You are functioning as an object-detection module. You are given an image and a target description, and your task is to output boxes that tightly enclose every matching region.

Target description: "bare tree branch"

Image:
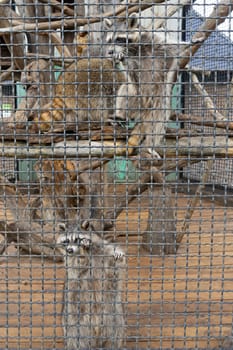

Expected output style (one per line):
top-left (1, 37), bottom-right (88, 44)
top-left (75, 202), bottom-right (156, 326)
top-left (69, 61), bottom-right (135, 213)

top-left (153, 0), bottom-right (192, 30)
top-left (0, 64), bottom-right (16, 82)
top-left (0, 0), bottom-right (168, 35)
top-left (26, 53), bottom-right (74, 65)
top-left (39, 0), bottom-right (74, 17)
top-left (171, 113), bottom-right (233, 130)
top-left (169, 0), bottom-right (233, 84)
top-left (191, 73), bottom-right (227, 122)
top-left (0, 5), bottom-right (26, 69)
top-left (177, 159), bottom-right (213, 243)
top-left (49, 32), bottom-right (72, 58)
top-left (165, 0), bottom-right (233, 129)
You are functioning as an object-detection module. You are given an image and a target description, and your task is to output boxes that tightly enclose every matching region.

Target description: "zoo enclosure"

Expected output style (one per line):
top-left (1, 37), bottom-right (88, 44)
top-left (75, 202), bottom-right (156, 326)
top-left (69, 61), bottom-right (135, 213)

top-left (0, 1), bottom-right (233, 349)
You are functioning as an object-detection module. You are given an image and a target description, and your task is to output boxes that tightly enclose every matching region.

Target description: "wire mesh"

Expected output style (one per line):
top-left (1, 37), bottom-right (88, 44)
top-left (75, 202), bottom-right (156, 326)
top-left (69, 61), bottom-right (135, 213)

top-left (0, 1), bottom-right (233, 349)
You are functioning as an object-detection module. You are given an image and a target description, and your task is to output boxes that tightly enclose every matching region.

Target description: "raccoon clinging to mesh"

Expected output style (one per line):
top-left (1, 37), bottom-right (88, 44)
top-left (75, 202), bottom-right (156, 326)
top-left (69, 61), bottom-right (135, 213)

top-left (57, 223), bottom-right (126, 350)
top-left (104, 13), bottom-right (184, 153)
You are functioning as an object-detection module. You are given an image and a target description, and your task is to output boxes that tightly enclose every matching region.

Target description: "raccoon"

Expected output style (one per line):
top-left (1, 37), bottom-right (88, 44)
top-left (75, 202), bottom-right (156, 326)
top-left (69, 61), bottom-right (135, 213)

top-left (31, 58), bottom-right (129, 132)
top-left (57, 223), bottom-right (126, 350)
top-left (104, 13), bottom-right (183, 153)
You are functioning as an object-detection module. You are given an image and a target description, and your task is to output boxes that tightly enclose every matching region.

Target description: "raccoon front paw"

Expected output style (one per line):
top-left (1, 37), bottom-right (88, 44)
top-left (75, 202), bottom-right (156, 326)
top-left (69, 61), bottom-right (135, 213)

top-left (147, 148), bottom-right (161, 159)
top-left (68, 233), bottom-right (91, 248)
top-left (107, 115), bottom-right (126, 127)
top-left (79, 236), bottom-right (91, 248)
top-left (113, 248), bottom-right (125, 261)
top-left (114, 52), bottom-right (125, 63)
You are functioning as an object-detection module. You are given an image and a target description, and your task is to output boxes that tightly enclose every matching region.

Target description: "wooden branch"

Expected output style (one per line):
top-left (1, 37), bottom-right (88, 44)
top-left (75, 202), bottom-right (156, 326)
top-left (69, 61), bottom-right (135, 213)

top-left (0, 140), bottom-right (126, 158)
top-left (2, 120), bottom-right (233, 142)
top-left (177, 159), bottom-right (213, 243)
top-left (191, 73), bottom-right (227, 122)
top-left (84, 168), bottom-right (164, 233)
top-left (153, 0), bottom-right (192, 30)
top-left (168, 0), bottom-right (233, 85)
top-left (104, 170), bottom-right (163, 227)
top-left (0, 176), bottom-right (63, 260)
top-left (157, 158), bottom-right (199, 174)
top-left (165, 127), bottom-right (233, 138)
top-left (6, 59), bottom-right (54, 127)
top-left (171, 113), bottom-right (233, 130)
top-left (182, 1), bottom-right (233, 67)
top-left (0, 221), bottom-right (63, 261)
top-left (26, 53), bottom-right (74, 65)
top-left (0, 5), bottom-right (26, 69)
top-left (0, 135), bottom-right (233, 159)
top-left (0, 64), bottom-right (15, 82)
top-left (163, 136), bottom-right (233, 157)
top-left (0, 0), bottom-right (167, 35)
top-left (39, 0), bottom-right (74, 17)
top-left (48, 32), bottom-right (72, 58)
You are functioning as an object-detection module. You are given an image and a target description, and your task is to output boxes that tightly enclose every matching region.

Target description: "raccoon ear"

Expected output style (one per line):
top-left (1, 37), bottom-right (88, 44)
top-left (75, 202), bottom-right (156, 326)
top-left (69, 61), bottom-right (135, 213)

top-left (81, 220), bottom-right (89, 230)
top-left (58, 223), bottom-right (66, 233)
top-left (128, 13), bottom-right (138, 29)
top-left (104, 18), bottom-right (113, 29)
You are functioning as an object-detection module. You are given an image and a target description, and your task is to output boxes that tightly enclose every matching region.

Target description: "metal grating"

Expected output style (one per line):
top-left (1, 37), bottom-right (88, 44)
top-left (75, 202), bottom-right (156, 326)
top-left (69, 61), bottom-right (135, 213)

top-left (0, 1), bottom-right (232, 350)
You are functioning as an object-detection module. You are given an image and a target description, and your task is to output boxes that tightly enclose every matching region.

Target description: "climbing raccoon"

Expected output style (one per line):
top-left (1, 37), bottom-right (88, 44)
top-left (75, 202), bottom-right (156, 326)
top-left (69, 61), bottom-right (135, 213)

top-left (57, 223), bottom-right (126, 349)
top-left (104, 13), bottom-right (183, 153)
top-left (31, 56), bottom-right (137, 134)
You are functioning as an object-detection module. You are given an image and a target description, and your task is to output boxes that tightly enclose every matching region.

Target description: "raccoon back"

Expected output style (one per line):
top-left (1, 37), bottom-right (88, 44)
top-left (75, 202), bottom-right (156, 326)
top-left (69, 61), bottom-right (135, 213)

top-left (55, 58), bottom-right (126, 118)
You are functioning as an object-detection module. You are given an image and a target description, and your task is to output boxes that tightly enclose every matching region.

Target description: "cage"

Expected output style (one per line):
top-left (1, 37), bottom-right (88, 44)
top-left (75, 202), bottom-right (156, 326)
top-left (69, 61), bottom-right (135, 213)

top-left (0, 1), bottom-right (233, 350)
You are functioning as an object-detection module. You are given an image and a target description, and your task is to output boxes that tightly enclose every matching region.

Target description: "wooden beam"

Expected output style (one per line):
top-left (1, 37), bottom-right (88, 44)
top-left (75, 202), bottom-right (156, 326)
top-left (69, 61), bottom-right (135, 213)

top-left (0, 136), bottom-right (233, 159)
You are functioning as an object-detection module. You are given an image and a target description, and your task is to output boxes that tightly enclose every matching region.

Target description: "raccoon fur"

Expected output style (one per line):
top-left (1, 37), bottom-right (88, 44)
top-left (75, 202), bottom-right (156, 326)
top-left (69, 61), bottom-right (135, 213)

top-left (57, 223), bottom-right (126, 349)
top-left (104, 13), bottom-right (185, 153)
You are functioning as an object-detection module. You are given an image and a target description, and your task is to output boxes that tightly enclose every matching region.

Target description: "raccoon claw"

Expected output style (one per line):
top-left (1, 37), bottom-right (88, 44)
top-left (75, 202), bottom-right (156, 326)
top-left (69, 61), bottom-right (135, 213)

top-left (112, 52), bottom-right (125, 65)
top-left (147, 148), bottom-right (161, 159)
top-left (79, 237), bottom-right (91, 248)
top-left (114, 249), bottom-right (125, 261)
top-left (116, 52), bottom-right (125, 62)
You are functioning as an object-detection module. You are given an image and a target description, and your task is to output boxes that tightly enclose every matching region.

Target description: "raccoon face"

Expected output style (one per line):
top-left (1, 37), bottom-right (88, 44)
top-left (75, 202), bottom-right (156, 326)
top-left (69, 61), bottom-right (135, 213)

top-left (104, 13), bottom-right (140, 59)
top-left (57, 224), bottom-right (92, 255)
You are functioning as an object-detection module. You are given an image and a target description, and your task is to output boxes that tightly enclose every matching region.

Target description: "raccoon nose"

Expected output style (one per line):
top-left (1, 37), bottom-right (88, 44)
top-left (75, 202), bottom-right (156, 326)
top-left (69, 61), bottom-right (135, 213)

top-left (107, 50), bottom-right (114, 56)
top-left (66, 247), bottom-right (74, 254)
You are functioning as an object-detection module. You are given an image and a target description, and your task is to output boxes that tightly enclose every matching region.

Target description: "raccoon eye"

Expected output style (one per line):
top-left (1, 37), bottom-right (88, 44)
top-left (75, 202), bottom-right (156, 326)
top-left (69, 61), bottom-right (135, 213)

top-left (61, 238), bottom-right (70, 245)
top-left (115, 37), bottom-right (133, 44)
top-left (115, 37), bottom-right (127, 44)
top-left (73, 237), bottom-right (79, 244)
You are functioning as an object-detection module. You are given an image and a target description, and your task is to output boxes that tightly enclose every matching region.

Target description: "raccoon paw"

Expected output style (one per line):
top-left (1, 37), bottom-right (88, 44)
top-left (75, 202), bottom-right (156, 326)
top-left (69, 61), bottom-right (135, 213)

top-left (113, 52), bottom-right (125, 66)
top-left (107, 115), bottom-right (126, 127)
top-left (113, 248), bottom-right (125, 261)
top-left (147, 148), bottom-right (161, 159)
top-left (79, 237), bottom-right (91, 248)
top-left (76, 233), bottom-right (92, 248)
